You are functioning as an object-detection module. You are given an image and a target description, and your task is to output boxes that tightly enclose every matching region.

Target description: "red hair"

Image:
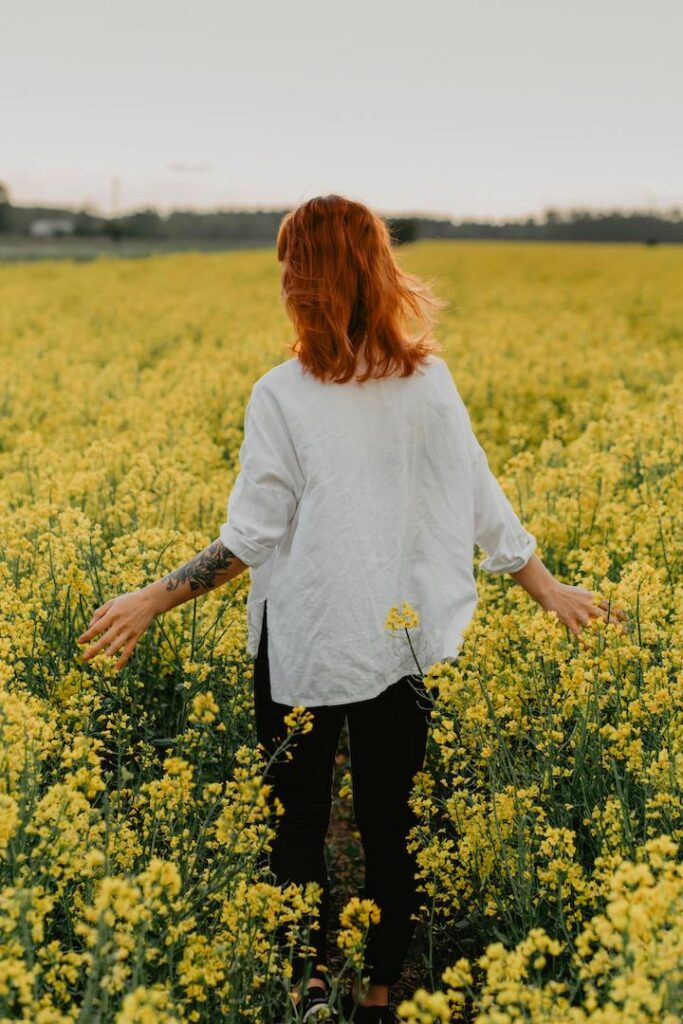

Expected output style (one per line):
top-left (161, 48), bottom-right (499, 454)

top-left (276, 194), bottom-right (447, 383)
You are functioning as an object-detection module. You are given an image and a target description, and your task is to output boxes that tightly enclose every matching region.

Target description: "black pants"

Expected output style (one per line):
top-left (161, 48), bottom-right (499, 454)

top-left (253, 599), bottom-right (435, 987)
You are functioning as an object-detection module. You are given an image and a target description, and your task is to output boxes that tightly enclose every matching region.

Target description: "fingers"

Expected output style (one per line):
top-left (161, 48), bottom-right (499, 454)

top-left (78, 596), bottom-right (121, 642)
top-left (88, 599), bottom-right (114, 626)
top-left (80, 626), bottom-right (137, 668)
top-left (595, 598), bottom-right (629, 622)
top-left (78, 609), bottom-right (114, 643)
top-left (104, 631), bottom-right (128, 658)
top-left (114, 636), bottom-right (139, 672)
top-left (594, 599), bottom-right (630, 633)
top-left (564, 614), bottom-right (591, 649)
top-left (588, 605), bottom-right (624, 633)
top-left (548, 585), bottom-right (631, 643)
top-left (568, 602), bottom-right (629, 641)
top-left (80, 623), bottom-right (120, 662)
top-left (93, 598), bottom-right (115, 618)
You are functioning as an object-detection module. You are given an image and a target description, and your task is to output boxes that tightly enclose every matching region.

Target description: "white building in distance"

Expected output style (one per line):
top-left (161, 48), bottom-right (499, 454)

top-left (29, 217), bottom-right (76, 237)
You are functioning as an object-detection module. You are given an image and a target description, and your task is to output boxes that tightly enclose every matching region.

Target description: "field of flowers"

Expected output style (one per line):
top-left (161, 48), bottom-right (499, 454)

top-left (1, 240), bottom-right (682, 1023)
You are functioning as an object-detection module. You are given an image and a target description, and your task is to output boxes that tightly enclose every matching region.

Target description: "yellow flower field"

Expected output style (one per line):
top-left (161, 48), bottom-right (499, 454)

top-left (0, 241), bottom-right (682, 1022)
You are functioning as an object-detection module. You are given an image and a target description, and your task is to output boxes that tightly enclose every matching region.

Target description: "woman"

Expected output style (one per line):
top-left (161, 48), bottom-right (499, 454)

top-left (78, 195), bottom-right (627, 1023)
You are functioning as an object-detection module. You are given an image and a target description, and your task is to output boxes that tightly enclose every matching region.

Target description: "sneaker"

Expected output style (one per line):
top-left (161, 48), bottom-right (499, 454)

top-left (275, 981), bottom-right (338, 1024)
top-left (299, 983), bottom-right (338, 1022)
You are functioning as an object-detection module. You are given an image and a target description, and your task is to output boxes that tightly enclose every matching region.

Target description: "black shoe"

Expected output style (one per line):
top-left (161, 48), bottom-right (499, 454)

top-left (275, 981), bottom-right (338, 1024)
top-left (298, 981), bottom-right (338, 1022)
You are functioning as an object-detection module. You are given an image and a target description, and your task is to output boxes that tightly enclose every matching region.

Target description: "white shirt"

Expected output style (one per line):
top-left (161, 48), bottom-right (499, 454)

top-left (219, 353), bottom-right (537, 706)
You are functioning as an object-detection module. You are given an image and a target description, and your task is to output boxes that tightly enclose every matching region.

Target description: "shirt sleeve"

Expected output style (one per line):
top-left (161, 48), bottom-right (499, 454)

top-left (219, 381), bottom-right (304, 569)
top-left (469, 434), bottom-right (538, 574)
top-left (437, 359), bottom-right (537, 575)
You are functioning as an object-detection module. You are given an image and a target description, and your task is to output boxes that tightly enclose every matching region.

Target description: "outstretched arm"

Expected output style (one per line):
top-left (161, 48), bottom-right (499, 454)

top-left (436, 361), bottom-right (629, 641)
top-left (78, 380), bottom-right (302, 672)
top-left (147, 537), bottom-right (248, 614)
top-left (77, 538), bottom-right (248, 669)
top-left (462, 399), bottom-right (628, 637)
top-left (78, 377), bottom-right (302, 672)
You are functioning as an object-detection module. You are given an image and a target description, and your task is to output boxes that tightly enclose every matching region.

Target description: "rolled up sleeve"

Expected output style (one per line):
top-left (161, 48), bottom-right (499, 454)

top-left (470, 437), bottom-right (537, 575)
top-left (219, 382), bottom-right (303, 569)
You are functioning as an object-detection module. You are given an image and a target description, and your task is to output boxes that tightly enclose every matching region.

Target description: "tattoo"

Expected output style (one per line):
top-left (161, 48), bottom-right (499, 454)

top-left (163, 539), bottom-right (240, 593)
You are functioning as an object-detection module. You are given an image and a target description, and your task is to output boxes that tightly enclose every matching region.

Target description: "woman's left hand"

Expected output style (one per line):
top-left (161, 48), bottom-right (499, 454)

top-left (77, 589), bottom-right (159, 671)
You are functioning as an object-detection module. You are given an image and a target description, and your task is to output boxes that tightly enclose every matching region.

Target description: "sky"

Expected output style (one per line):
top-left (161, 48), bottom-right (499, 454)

top-left (2, 0), bottom-right (682, 221)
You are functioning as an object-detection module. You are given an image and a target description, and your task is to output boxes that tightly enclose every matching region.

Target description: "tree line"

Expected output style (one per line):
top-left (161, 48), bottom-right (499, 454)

top-left (1, 181), bottom-right (681, 244)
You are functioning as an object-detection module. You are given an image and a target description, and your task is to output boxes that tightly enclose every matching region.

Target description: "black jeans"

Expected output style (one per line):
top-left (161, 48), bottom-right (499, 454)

top-left (253, 599), bottom-right (435, 987)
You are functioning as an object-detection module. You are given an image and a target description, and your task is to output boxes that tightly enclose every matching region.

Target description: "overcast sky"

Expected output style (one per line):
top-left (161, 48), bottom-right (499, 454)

top-left (3, 0), bottom-right (682, 220)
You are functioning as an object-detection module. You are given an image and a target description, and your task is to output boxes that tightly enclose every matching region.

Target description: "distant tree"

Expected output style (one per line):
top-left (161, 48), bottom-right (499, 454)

top-left (0, 180), bottom-right (11, 232)
top-left (105, 207), bottom-right (166, 239)
top-left (73, 208), bottom-right (106, 236)
top-left (385, 217), bottom-right (419, 244)
top-left (114, 209), bottom-right (165, 238)
top-left (103, 219), bottom-right (125, 241)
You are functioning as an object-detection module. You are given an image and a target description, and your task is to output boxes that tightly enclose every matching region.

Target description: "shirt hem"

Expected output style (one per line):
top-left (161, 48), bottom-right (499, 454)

top-left (268, 654), bottom-right (461, 707)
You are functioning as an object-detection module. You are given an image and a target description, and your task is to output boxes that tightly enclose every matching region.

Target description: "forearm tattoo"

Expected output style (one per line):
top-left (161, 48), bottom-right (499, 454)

top-left (163, 539), bottom-right (240, 593)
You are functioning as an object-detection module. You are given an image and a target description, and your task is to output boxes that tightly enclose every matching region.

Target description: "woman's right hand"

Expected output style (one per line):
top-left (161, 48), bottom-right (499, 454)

top-left (541, 581), bottom-right (629, 638)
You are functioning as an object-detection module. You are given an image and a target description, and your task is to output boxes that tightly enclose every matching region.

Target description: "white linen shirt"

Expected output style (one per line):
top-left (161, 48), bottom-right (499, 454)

top-left (219, 353), bottom-right (537, 706)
